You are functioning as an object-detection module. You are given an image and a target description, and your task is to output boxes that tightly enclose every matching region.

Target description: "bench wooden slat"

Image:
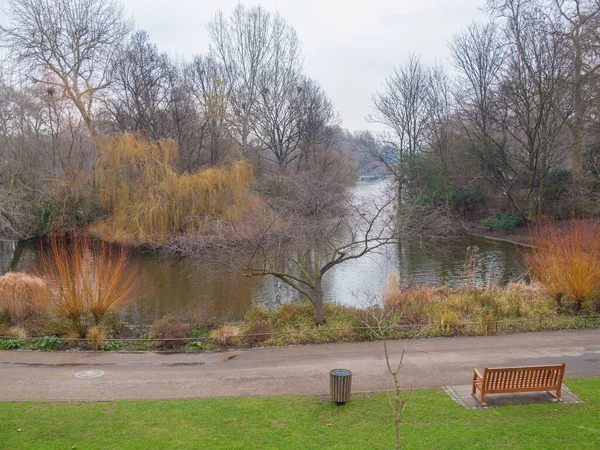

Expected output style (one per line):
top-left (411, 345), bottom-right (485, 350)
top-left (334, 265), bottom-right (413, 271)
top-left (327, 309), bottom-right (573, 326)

top-left (471, 363), bottom-right (565, 406)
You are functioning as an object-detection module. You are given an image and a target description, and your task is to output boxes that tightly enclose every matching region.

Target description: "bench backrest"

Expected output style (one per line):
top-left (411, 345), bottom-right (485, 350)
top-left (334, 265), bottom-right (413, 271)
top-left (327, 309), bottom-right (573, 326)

top-left (482, 363), bottom-right (565, 390)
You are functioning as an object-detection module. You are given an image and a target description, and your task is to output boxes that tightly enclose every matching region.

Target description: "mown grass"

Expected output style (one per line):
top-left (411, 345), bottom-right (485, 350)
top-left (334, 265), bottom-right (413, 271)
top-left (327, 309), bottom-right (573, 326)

top-left (0, 378), bottom-right (598, 449)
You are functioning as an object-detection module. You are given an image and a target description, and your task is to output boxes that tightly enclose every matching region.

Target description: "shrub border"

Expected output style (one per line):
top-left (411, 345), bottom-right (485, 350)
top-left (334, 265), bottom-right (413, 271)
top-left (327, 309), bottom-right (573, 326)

top-left (1, 314), bottom-right (598, 348)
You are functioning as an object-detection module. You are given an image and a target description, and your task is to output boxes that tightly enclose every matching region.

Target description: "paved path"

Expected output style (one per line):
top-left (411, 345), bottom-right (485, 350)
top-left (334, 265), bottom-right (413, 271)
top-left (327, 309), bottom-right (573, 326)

top-left (0, 329), bottom-right (599, 402)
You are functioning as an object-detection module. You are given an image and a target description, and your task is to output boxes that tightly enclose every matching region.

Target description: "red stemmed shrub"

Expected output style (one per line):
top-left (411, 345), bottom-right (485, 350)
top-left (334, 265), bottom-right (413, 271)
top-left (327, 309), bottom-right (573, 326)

top-left (38, 234), bottom-right (138, 337)
top-left (523, 219), bottom-right (600, 310)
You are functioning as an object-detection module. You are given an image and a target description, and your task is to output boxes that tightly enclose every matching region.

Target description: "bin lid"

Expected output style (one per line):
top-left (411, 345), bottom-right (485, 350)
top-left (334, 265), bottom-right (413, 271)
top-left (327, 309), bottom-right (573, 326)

top-left (330, 369), bottom-right (351, 376)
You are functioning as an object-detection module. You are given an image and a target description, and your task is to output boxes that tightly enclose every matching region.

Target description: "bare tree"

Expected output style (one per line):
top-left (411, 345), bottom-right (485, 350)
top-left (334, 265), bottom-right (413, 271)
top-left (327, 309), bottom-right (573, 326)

top-left (164, 59), bottom-right (204, 172)
top-left (0, 0), bottom-right (133, 137)
top-left (487, 0), bottom-right (573, 219)
top-left (296, 78), bottom-right (338, 172)
top-left (371, 54), bottom-right (433, 201)
top-left (451, 22), bottom-right (522, 214)
top-left (228, 171), bottom-right (397, 325)
top-left (188, 55), bottom-right (231, 166)
top-left (105, 30), bottom-right (171, 140)
top-left (360, 292), bottom-right (425, 450)
top-left (552, 0), bottom-right (600, 187)
top-left (209, 5), bottom-right (301, 158)
top-left (251, 27), bottom-right (303, 177)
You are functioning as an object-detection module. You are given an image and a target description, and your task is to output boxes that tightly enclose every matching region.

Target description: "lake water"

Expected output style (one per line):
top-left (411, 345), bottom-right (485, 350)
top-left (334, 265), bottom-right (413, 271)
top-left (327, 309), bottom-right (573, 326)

top-left (0, 180), bottom-right (524, 322)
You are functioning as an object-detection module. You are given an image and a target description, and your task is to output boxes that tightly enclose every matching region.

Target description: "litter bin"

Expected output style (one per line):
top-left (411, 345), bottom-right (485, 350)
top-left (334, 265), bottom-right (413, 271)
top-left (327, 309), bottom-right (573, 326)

top-left (330, 369), bottom-right (352, 405)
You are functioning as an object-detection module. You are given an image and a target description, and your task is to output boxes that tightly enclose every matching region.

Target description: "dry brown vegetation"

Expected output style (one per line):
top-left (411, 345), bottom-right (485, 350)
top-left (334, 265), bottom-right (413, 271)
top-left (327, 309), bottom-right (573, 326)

top-left (382, 273), bottom-right (402, 310)
top-left (87, 325), bottom-right (107, 351)
top-left (523, 219), bottom-right (600, 310)
top-left (150, 315), bottom-right (191, 348)
top-left (38, 234), bottom-right (138, 337)
top-left (375, 274), bottom-right (556, 326)
top-left (94, 134), bottom-right (256, 243)
top-left (0, 272), bottom-right (50, 321)
top-left (210, 324), bottom-right (240, 346)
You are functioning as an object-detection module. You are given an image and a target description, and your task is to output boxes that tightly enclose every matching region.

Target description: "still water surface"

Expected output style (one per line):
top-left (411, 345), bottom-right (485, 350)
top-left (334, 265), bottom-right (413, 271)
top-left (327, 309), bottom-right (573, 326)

top-left (0, 181), bottom-right (524, 322)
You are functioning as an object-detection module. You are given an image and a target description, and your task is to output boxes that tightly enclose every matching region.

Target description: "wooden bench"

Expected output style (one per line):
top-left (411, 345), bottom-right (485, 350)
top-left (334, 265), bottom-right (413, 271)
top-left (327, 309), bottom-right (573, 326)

top-left (472, 363), bottom-right (565, 406)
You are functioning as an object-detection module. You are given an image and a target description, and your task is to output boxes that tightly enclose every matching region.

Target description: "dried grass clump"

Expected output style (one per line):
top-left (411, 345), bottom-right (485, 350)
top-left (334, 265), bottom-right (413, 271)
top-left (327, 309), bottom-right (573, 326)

top-left (382, 273), bottom-right (402, 309)
top-left (95, 133), bottom-right (255, 241)
top-left (38, 234), bottom-right (138, 337)
top-left (0, 272), bottom-right (50, 321)
top-left (87, 325), bottom-right (107, 351)
top-left (523, 219), bottom-right (600, 309)
top-left (210, 324), bottom-right (240, 346)
top-left (7, 325), bottom-right (28, 339)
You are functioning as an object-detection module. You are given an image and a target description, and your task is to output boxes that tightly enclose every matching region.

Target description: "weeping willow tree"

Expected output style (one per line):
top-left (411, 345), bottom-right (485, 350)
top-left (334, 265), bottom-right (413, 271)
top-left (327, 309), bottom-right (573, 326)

top-left (95, 133), bottom-right (254, 241)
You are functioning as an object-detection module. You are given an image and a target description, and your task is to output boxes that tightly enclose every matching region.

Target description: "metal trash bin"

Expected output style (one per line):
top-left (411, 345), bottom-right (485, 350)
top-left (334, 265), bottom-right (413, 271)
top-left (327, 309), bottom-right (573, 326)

top-left (330, 369), bottom-right (352, 405)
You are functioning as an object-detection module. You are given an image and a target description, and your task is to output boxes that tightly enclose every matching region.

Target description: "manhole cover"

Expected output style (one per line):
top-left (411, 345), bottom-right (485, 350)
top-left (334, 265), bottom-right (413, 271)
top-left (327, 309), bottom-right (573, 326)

top-left (74, 370), bottom-right (104, 379)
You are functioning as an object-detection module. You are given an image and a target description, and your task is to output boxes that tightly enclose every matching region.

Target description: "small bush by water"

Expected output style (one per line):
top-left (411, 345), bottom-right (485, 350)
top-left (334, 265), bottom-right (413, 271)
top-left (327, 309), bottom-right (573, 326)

top-left (150, 315), bottom-right (191, 348)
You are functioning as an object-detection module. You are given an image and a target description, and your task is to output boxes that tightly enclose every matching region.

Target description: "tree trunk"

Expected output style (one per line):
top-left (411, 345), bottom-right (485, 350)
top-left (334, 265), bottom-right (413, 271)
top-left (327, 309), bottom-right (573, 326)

top-left (314, 275), bottom-right (324, 325)
top-left (8, 240), bottom-right (25, 272)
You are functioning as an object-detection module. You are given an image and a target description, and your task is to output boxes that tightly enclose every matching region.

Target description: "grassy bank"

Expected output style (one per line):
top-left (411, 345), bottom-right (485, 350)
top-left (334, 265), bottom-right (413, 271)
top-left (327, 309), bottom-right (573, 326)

top-left (0, 377), bottom-right (598, 449)
top-left (2, 282), bottom-right (599, 351)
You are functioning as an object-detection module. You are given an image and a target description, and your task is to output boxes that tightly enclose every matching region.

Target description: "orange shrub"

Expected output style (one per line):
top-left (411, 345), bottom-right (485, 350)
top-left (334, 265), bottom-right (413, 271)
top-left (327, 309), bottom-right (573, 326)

top-left (38, 234), bottom-right (138, 337)
top-left (523, 219), bottom-right (600, 309)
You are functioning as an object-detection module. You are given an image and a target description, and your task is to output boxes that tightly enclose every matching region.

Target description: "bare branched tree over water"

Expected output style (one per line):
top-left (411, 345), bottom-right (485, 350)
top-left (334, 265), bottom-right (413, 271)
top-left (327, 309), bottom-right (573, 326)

top-left (224, 172), bottom-right (398, 325)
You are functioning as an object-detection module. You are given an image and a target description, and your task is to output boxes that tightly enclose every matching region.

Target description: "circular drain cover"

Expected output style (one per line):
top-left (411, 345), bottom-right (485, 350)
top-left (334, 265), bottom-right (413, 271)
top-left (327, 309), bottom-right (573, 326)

top-left (75, 370), bottom-right (104, 379)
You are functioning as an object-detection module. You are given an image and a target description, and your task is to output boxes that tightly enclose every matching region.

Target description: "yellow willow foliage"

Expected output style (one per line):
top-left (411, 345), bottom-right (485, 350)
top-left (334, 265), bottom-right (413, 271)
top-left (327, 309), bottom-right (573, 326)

top-left (96, 133), bottom-right (254, 240)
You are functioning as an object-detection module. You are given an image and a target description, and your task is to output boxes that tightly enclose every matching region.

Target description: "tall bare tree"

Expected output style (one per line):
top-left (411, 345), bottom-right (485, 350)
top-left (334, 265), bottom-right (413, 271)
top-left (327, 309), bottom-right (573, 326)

top-left (487, 0), bottom-right (573, 218)
top-left (296, 78), bottom-right (337, 172)
top-left (0, 0), bottom-right (133, 137)
top-left (371, 54), bottom-right (432, 201)
top-left (209, 5), bottom-right (301, 158)
top-left (451, 22), bottom-right (521, 213)
top-left (188, 56), bottom-right (231, 166)
top-left (105, 30), bottom-right (171, 140)
top-left (552, 0), bottom-right (600, 186)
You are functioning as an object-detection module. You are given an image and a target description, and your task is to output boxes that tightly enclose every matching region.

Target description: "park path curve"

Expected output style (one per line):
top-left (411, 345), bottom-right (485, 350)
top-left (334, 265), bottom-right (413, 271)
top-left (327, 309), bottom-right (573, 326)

top-left (0, 329), bottom-right (599, 401)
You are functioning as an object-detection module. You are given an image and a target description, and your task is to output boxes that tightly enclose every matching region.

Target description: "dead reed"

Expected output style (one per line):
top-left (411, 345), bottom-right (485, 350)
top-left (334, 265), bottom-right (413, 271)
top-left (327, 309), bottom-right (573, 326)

top-left (0, 272), bottom-right (50, 321)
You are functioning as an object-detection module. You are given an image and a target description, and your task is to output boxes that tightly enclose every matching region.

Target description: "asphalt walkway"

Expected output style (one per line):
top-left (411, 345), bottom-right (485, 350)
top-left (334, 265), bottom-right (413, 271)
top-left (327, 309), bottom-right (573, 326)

top-left (0, 329), bottom-right (598, 401)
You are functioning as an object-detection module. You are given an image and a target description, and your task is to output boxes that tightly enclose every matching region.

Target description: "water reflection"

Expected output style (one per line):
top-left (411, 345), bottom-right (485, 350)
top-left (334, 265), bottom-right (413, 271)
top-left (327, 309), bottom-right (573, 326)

top-left (0, 181), bottom-right (524, 322)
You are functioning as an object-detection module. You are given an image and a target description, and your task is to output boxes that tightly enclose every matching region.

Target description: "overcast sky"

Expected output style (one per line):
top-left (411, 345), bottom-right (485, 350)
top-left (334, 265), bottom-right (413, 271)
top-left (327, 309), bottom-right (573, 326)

top-left (2, 0), bottom-right (487, 131)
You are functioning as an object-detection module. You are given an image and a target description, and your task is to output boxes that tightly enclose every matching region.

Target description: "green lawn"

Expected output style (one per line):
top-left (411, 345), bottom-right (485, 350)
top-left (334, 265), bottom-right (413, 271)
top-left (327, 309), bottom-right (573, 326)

top-left (1, 378), bottom-right (599, 449)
